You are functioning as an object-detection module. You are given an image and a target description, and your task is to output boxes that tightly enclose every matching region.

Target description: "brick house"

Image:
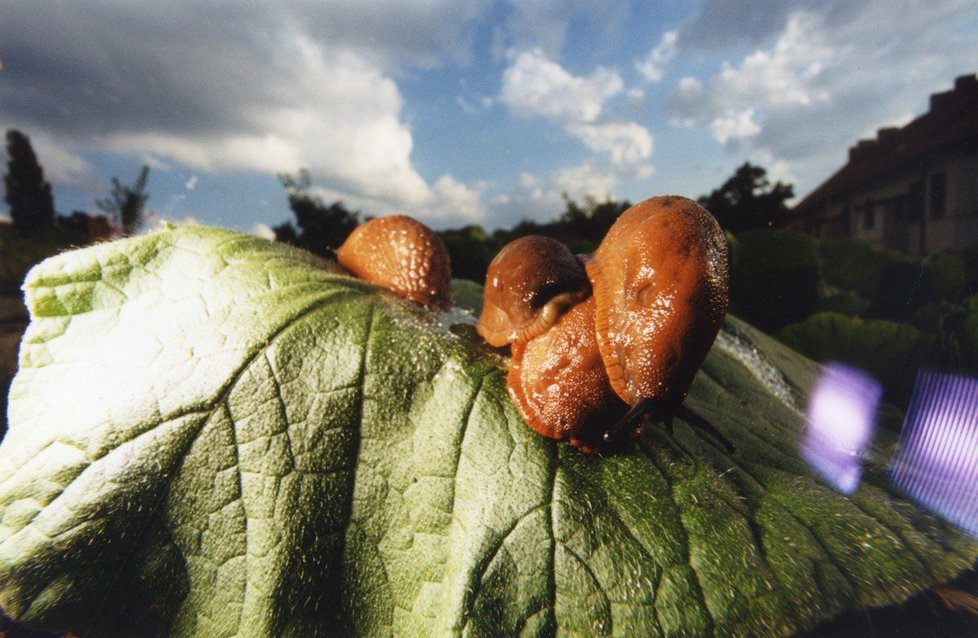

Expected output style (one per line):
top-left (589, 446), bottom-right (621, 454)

top-left (792, 74), bottom-right (978, 256)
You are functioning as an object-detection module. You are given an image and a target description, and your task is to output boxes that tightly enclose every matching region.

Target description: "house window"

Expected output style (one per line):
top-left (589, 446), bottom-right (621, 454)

top-left (930, 173), bottom-right (946, 218)
top-left (909, 180), bottom-right (925, 219)
top-left (862, 200), bottom-right (875, 230)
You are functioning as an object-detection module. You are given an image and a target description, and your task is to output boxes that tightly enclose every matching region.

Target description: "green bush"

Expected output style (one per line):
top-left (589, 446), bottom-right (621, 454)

top-left (924, 252), bottom-right (967, 304)
top-left (961, 294), bottom-right (978, 365)
top-left (776, 312), bottom-right (935, 404)
top-left (730, 229), bottom-right (821, 332)
top-left (0, 231), bottom-right (64, 295)
top-left (820, 238), bottom-right (892, 296)
top-left (868, 258), bottom-right (937, 321)
top-left (815, 290), bottom-right (871, 317)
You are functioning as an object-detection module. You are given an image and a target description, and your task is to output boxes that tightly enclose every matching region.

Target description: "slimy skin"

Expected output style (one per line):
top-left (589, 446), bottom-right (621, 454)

top-left (336, 215), bottom-right (452, 309)
top-left (506, 297), bottom-right (627, 449)
top-left (476, 235), bottom-right (591, 347)
top-left (585, 195), bottom-right (729, 420)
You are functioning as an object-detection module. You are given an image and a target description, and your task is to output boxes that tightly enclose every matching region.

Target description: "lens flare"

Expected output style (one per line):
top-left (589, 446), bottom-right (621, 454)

top-left (802, 363), bottom-right (882, 494)
top-left (890, 371), bottom-right (978, 537)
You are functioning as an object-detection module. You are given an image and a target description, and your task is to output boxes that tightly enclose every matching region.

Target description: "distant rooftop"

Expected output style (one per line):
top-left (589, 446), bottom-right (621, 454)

top-left (795, 74), bottom-right (978, 213)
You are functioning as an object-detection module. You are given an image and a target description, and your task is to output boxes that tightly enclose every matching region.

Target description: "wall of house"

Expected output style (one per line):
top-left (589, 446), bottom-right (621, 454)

top-left (824, 150), bottom-right (978, 256)
top-left (917, 151), bottom-right (978, 254)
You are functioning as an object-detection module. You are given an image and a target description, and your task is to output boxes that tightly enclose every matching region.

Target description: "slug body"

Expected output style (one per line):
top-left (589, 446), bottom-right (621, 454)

top-left (585, 195), bottom-right (729, 419)
top-left (336, 215), bottom-right (452, 309)
top-left (476, 235), bottom-right (591, 347)
top-left (507, 297), bottom-right (627, 449)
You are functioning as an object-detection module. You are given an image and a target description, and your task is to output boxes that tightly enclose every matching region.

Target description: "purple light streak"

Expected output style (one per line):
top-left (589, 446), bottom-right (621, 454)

top-left (891, 371), bottom-right (978, 537)
top-left (802, 363), bottom-right (882, 494)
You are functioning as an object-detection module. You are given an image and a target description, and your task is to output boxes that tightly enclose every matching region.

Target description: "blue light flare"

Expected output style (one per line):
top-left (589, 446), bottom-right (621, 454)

top-left (802, 363), bottom-right (882, 494)
top-left (891, 371), bottom-right (978, 537)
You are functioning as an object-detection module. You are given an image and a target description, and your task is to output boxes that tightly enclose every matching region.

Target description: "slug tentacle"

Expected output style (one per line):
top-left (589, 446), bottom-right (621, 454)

top-left (477, 235), bottom-right (591, 347)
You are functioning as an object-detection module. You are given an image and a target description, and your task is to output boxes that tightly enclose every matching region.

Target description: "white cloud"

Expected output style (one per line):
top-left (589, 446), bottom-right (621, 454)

top-left (184, 175), bottom-right (198, 190)
top-left (101, 38), bottom-right (431, 210)
top-left (665, 11), bottom-right (832, 136)
top-left (249, 222), bottom-right (277, 240)
top-left (27, 134), bottom-right (95, 186)
top-left (636, 30), bottom-right (678, 83)
top-left (566, 122), bottom-right (654, 175)
top-left (709, 108), bottom-right (762, 144)
top-left (717, 12), bottom-right (832, 107)
top-left (489, 163), bottom-right (621, 228)
top-left (0, 4), bottom-right (491, 229)
top-left (425, 175), bottom-right (487, 227)
top-left (499, 48), bottom-right (623, 123)
top-left (498, 49), bottom-right (654, 174)
top-left (663, 1), bottom-right (978, 199)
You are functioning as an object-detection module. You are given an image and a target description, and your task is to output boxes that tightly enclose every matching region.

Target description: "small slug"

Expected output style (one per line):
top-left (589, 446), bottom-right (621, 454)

top-left (476, 235), bottom-right (591, 347)
top-left (336, 215), bottom-right (452, 309)
top-left (506, 297), bottom-right (628, 450)
top-left (584, 195), bottom-right (729, 426)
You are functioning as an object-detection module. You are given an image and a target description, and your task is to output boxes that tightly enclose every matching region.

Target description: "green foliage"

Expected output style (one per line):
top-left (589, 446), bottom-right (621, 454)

top-left (97, 165), bottom-right (150, 237)
top-left (961, 244), bottom-right (978, 298)
top-left (814, 291), bottom-right (871, 317)
top-left (961, 294), bottom-right (978, 364)
top-left (2, 227), bottom-right (974, 637)
top-left (275, 170), bottom-right (359, 257)
top-left (4, 129), bottom-right (56, 238)
top-left (776, 313), bottom-right (936, 403)
top-left (819, 238), bottom-right (894, 297)
top-left (697, 162), bottom-right (793, 233)
top-left (0, 230), bottom-right (64, 295)
top-left (729, 230), bottom-right (821, 332)
top-left (438, 225), bottom-right (497, 283)
top-left (924, 252), bottom-right (967, 303)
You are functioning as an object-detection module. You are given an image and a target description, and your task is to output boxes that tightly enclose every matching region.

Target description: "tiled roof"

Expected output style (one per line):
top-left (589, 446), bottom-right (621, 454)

top-left (794, 74), bottom-right (978, 213)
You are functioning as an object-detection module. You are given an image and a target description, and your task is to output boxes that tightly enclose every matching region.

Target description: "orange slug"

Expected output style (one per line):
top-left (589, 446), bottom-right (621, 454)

top-left (506, 297), bottom-right (628, 450)
top-left (476, 235), bottom-right (591, 347)
top-left (336, 215), bottom-right (452, 309)
top-left (585, 195), bottom-right (729, 423)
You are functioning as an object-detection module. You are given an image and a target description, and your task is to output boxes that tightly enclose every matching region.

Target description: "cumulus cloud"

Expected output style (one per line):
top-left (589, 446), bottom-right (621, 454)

top-left (499, 48), bottom-right (654, 175)
top-left (636, 30), bottom-right (678, 83)
top-left (0, 3), bottom-right (489, 227)
top-left (249, 222), bottom-right (277, 240)
top-left (566, 122), bottom-right (654, 176)
top-left (499, 49), bottom-right (623, 123)
top-left (25, 134), bottom-right (96, 186)
top-left (664, 1), bottom-right (978, 195)
top-left (488, 163), bottom-right (620, 228)
top-left (665, 11), bottom-right (832, 145)
top-left (709, 108), bottom-right (762, 145)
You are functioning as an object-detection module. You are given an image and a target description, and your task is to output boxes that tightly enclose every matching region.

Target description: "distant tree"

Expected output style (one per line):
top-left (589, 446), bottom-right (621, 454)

top-left (439, 225), bottom-right (496, 283)
top-left (275, 170), bottom-right (359, 257)
top-left (698, 162), bottom-right (793, 233)
top-left (97, 165), bottom-right (150, 236)
top-left (4, 129), bottom-right (56, 238)
top-left (556, 194), bottom-right (630, 249)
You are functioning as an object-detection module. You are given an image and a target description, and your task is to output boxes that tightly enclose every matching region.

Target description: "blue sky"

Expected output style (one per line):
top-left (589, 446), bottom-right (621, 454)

top-left (1, 1), bottom-right (977, 236)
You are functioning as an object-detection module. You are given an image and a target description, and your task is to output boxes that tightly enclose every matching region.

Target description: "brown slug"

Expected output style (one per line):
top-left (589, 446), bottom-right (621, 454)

top-left (476, 235), bottom-right (591, 347)
top-left (483, 196), bottom-right (730, 452)
top-left (506, 297), bottom-right (628, 451)
top-left (585, 195), bottom-right (729, 432)
top-left (336, 215), bottom-right (452, 309)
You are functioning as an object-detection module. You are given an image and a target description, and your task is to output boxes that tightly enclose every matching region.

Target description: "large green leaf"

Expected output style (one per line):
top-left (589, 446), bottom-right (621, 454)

top-left (0, 227), bottom-right (975, 637)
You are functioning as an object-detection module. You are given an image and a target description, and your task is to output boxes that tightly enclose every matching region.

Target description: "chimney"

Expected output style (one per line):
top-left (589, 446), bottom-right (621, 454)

top-left (877, 127), bottom-right (899, 145)
top-left (954, 73), bottom-right (978, 92)
top-left (848, 138), bottom-right (876, 163)
top-left (930, 74), bottom-right (977, 111)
